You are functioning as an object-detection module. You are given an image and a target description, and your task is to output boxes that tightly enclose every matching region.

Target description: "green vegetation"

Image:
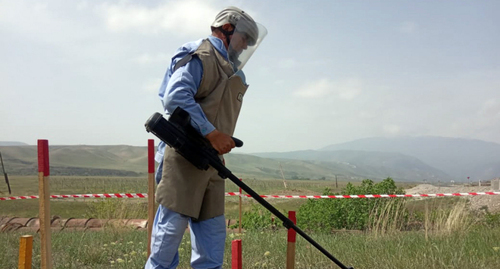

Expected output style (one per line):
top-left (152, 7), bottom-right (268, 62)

top-left (2, 176), bottom-right (499, 268)
top-left (1, 176), bottom-right (358, 219)
top-left (237, 178), bottom-right (497, 236)
top-left (297, 178), bottom-right (405, 231)
top-left (1, 227), bottom-right (500, 268)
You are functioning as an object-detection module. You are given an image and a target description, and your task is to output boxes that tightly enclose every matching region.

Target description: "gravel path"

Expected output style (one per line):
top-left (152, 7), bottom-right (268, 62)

top-left (405, 184), bottom-right (500, 213)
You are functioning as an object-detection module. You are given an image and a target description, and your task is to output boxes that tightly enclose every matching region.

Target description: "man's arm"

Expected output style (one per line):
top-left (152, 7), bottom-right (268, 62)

top-left (162, 57), bottom-right (235, 155)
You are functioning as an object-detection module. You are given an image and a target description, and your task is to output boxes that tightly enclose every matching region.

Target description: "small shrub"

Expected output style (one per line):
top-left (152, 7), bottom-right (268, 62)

top-left (482, 207), bottom-right (500, 228)
top-left (84, 199), bottom-right (148, 219)
top-left (297, 177), bottom-right (406, 231)
top-left (237, 204), bottom-right (276, 230)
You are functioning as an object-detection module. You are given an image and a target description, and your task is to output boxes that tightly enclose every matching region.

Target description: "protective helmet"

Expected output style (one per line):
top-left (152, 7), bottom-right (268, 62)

top-left (211, 6), bottom-right (259, 46)
top-left (211, 6), bottom-right (268, 71)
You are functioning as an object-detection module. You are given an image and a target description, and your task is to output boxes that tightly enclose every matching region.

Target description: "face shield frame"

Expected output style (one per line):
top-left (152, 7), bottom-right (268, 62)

top-left (227, 21), bottom-right (267, 72)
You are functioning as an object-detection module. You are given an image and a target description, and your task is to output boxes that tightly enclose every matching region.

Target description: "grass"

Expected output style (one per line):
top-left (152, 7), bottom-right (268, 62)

top-left (1, 176), bottom-right (394, 220)
top-left (2, 175), bottom-right (417, 197)
top-left (1, 226), bottom-right (500, 268)
top-left (2, 176), bottom-right (497, 268)
top-left (2, 176), bottom-right (150, 197)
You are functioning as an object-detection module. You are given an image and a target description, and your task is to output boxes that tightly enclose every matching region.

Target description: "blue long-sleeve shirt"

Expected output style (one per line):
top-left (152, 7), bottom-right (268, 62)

top-left (154, 36), bottom-right (245, 180)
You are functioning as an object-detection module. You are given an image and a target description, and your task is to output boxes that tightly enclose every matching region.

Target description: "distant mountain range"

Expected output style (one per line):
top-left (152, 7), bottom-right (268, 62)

top-left (250, 149), bottom-right (450, 182)
top-left (249, 136), bottom-right (500, 182)
top-left (0, 141), bottom-right (28, 146)
top-left (320, 136), bottom-right (500, 181)
top-left (0, 145), bottom-right (146, 176)
top-left (1, 136), bottom-right (498, 182)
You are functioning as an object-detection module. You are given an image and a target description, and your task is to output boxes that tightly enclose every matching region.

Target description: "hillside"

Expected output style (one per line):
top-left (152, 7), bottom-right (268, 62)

top-left (0, 145), bottom-right (145, 176)
top-left (0, 144), bottom-right (446, 181)
top-left (0, 141), bottom-right (28, 146)
top-left (321, 136), bottom-right (500, 180)
top-left (3, 136), bottom-right (494, 181)
top-left (249, 150), bottom-right (450, 182)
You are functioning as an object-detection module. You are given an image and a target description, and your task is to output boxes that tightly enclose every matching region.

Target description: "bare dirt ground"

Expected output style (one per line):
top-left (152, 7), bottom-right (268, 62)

top-left (405, 184), bottom-right (500, 213)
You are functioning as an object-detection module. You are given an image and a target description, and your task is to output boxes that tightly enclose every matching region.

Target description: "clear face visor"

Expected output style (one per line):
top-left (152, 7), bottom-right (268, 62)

top-left (227, 21), bottom-right (268, 72)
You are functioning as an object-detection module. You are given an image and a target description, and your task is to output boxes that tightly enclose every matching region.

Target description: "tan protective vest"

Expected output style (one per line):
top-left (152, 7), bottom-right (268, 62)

top-left (156, 39), bottom-right (248, 221)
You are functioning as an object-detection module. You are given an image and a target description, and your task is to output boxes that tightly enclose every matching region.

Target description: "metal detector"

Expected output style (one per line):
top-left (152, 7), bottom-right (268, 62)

top-left (145, 107), bottom-right (353, 269)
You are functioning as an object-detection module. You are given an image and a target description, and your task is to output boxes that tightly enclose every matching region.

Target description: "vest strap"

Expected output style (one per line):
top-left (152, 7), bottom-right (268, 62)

top-left (174, 53), bottom-right (194, 72)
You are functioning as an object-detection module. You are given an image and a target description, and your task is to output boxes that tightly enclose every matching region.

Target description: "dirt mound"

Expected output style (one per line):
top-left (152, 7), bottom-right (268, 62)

top-left (405, 184), bottom-right (500, 213)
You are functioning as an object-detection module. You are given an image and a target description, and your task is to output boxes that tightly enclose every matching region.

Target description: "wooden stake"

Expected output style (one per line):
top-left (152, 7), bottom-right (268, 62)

top-left (238, 178), bottom-right (242, 234)
top-left (286, 211), bottom-right (297, 269)
top-left (424, 199), bottom-right (429, 242)
top-left (147, 139), bottom-right (155, 256)
top-left (38, 140), bottom-right (52, 269)
top-left (18, 235), bottom-right (33, 269)
top-left (279, 162), bottom-right (287, 189)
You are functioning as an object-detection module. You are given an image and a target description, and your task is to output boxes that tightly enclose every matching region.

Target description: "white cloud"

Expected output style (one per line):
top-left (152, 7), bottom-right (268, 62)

top-left (293, 78), bottom-right (362, 100)
top-left (0, 0), bottom-right (220, 42)
top-left (293, 78), bottom-right (331, 98)
top-left (383, 124), bottom-right (401, 135)
top-left (96, 0), bottom-right (218, 37)
top-left (278, 58), bottom-right (298, 69)
top-left (76, 1), bottom-right (89, 11)
top-left (467, 98), bottom-right (500, 133)
top-left (0, 1), bottom-right (53, 35)
top-left (1, 1), bottom-right (499, 152)
top-left (358, 110), bottom-right (377, 119)
top-left (478, 99), bottom-right (499, 117)
top-left (337, 78), bottom-right (362, 100)
top-left (0, 1), bottom-right (104, 51)
top-left (398, 21), bottom-right (418, 34)
top-left (273, 79), bottom-right (286, 86)
top-left (132, 53), bottom-right (171, 65)
top-left (142, 78), bottom-right (163, 93)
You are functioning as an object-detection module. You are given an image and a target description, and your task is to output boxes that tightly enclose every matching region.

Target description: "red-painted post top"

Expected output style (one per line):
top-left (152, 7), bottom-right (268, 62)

top-left (148, 139), bottom-right (155, 173)
top-left (37, 139), bottom-right (50, 176)
top-left (231, 239), bottom-right (242, 269)
top-left (287, 211), bottom-right (297, 243)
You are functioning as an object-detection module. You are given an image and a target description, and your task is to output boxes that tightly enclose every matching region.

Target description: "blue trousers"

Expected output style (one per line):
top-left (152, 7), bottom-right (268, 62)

top-left (145, 205), bottom-right (226, 269)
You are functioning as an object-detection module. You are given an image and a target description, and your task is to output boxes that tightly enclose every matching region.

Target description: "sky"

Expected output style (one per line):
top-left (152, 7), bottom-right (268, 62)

top-left (0, 0), bottom-right (499, 153)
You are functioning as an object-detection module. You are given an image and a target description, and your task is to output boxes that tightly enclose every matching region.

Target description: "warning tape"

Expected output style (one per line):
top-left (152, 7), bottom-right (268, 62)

top-left (0, 192), bottom-right (241, 201)
top-left (1, 191), bottom-right (500, 201)
top-left (236, 192), bottom-right (500, 199)
top-left (0, 193), bottom-right (147, 200)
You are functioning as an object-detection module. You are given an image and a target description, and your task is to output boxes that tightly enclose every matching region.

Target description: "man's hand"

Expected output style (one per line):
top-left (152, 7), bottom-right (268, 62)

top-left (205, 129), bottom-right (235, 155)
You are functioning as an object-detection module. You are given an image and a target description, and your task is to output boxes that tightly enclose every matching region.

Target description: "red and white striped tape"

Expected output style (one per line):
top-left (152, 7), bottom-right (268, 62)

top-left (0, 193), bottom-right (242, 201)
top-left (1, 191), bottom-right (500, 201)
top-left (0, 193), bottom-right (147, 200)
top-left (236, 192), bottom-right (500, 199)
